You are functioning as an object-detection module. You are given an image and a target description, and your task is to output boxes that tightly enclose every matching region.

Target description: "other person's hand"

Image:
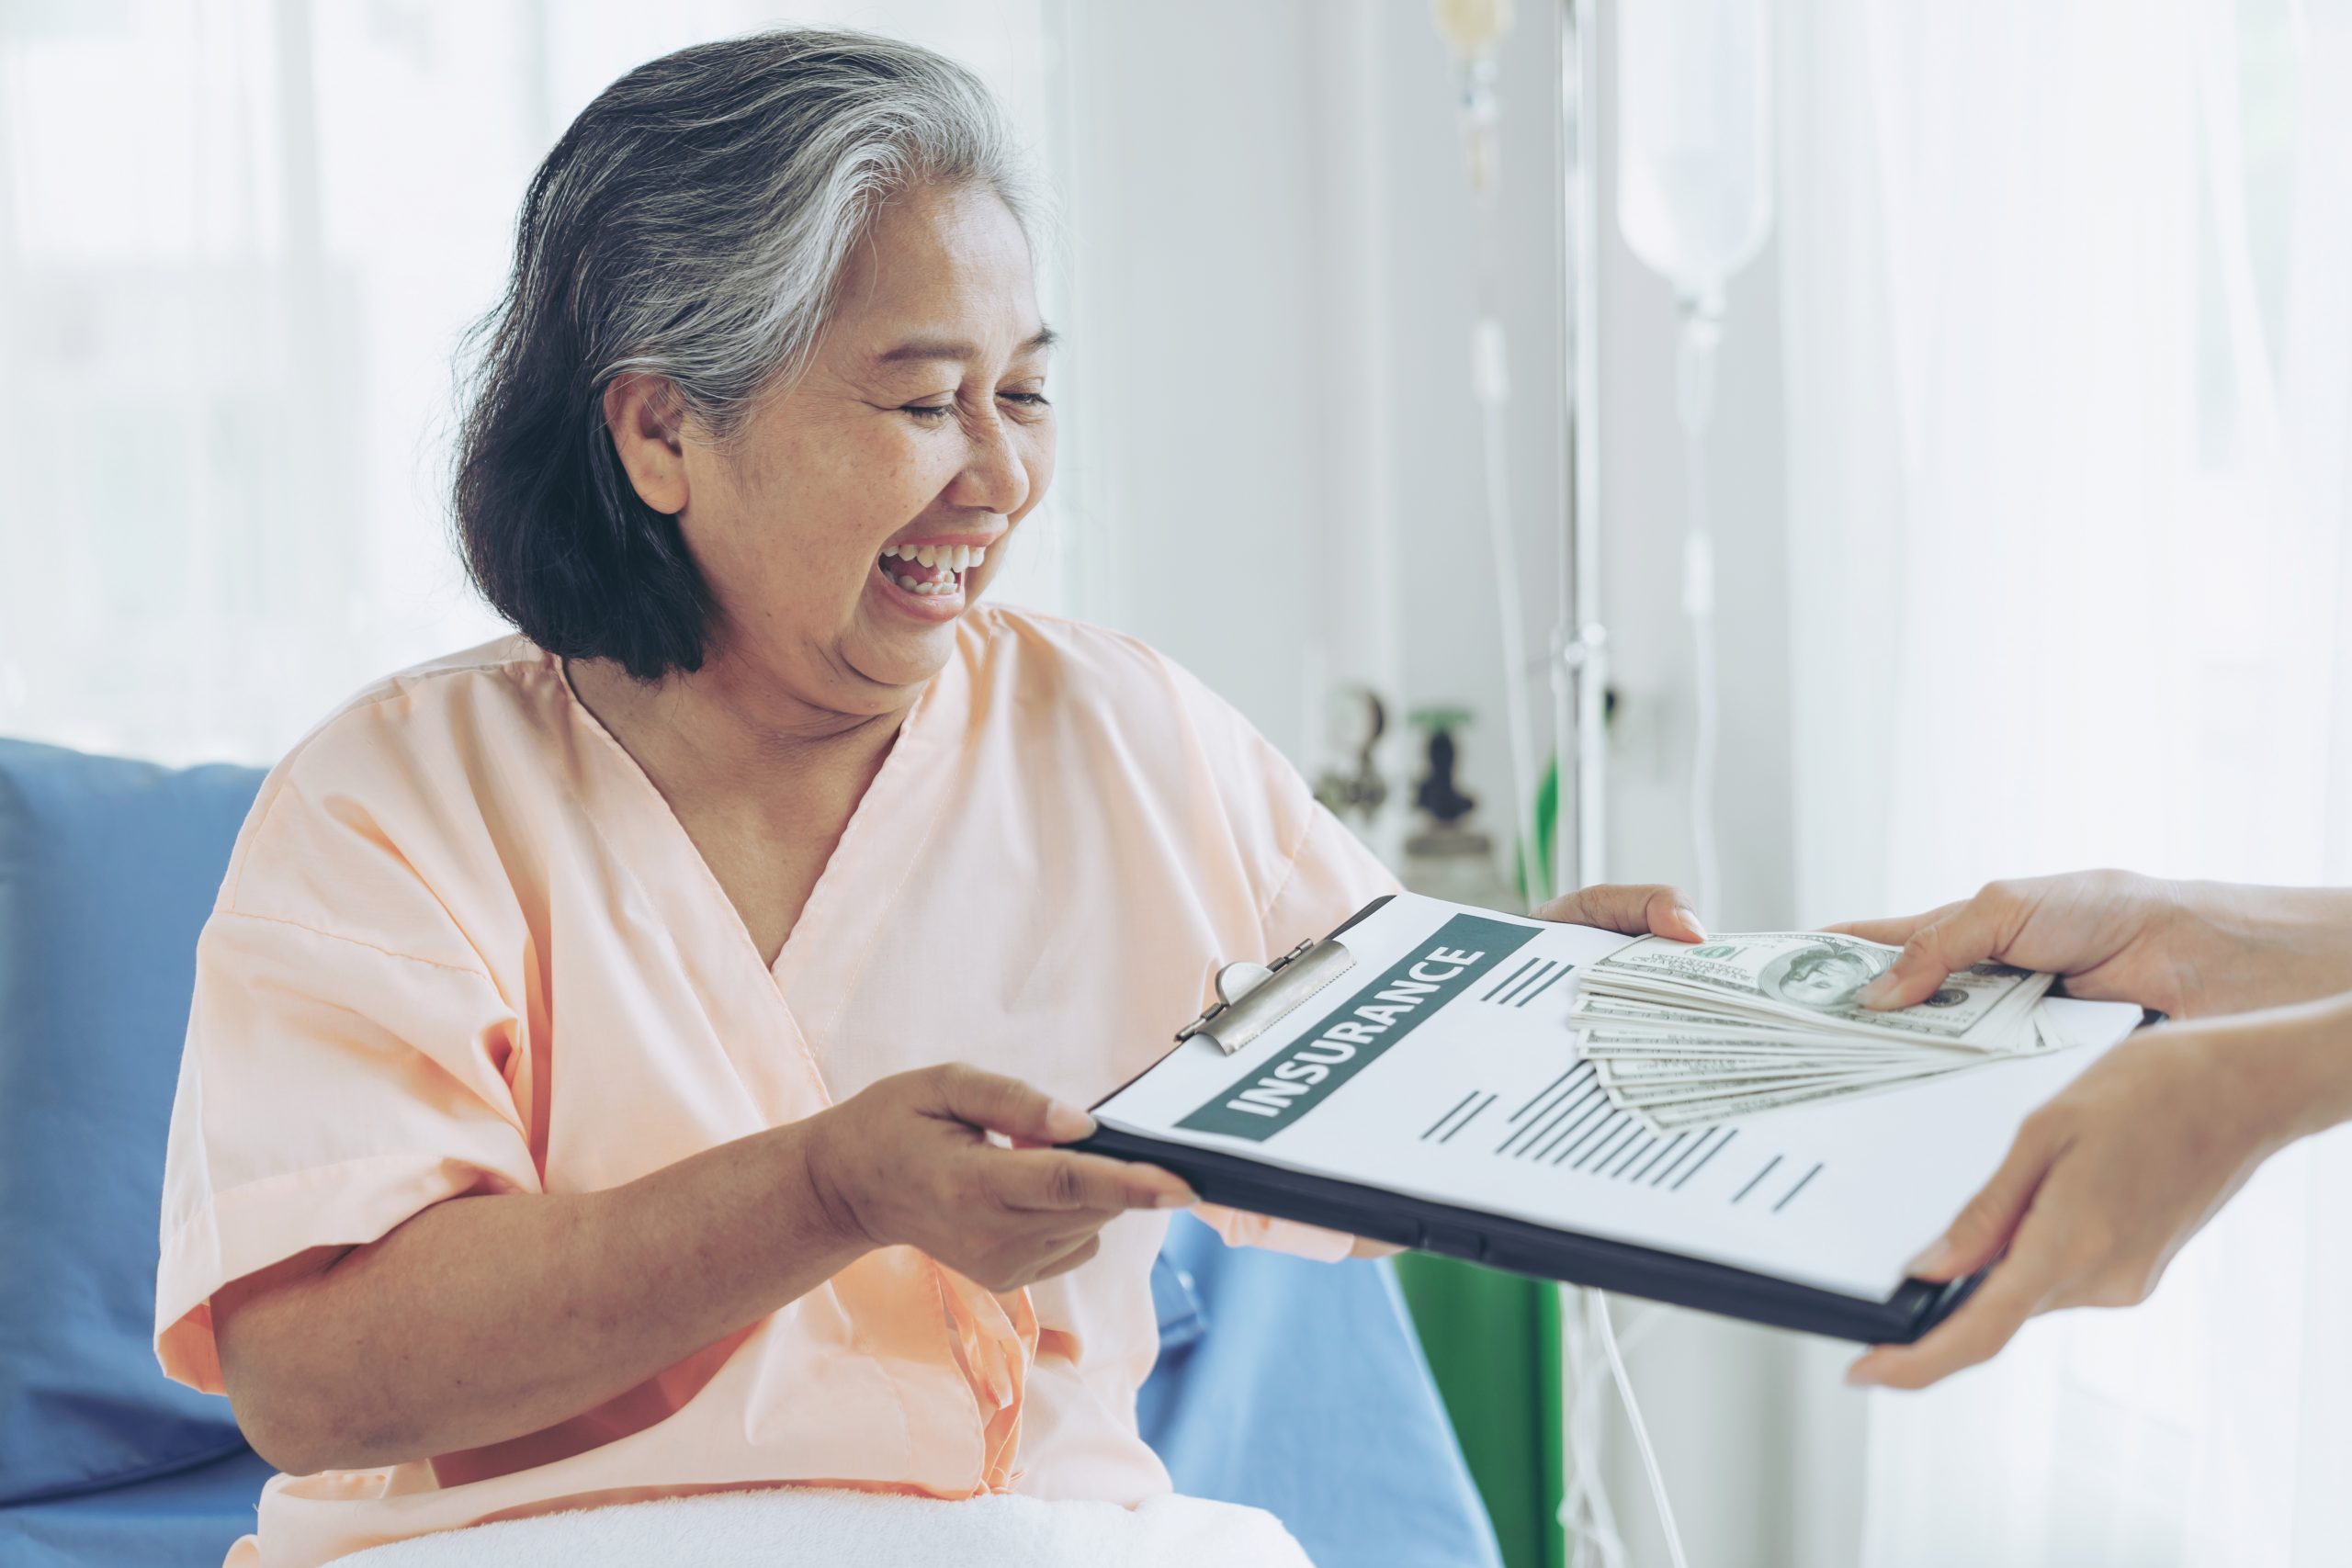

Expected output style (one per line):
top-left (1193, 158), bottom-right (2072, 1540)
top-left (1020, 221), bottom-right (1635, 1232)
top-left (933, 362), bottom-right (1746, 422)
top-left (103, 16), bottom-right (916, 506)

top-left (1829, 869), bottom-right (2196, 1017)
top-left (808, 1064), bottom-right (1193, 1292)
top-left (1535, 883), bottom-right (1708, 943)
top-left (1845, 994), bottom-right (2352, 1390)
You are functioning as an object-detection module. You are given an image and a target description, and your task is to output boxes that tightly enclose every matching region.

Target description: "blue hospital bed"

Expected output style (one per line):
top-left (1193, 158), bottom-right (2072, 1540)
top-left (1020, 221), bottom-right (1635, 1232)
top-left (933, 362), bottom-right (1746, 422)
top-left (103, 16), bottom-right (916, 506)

top-left (0, 738), bottom-right (1500, 1568)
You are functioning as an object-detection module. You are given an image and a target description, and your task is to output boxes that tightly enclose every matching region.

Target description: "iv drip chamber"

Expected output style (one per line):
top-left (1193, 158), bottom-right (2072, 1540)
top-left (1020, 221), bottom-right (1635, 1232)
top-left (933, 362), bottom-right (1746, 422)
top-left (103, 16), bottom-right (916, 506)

top-left (1613, 0), bottom-right (1772, 307)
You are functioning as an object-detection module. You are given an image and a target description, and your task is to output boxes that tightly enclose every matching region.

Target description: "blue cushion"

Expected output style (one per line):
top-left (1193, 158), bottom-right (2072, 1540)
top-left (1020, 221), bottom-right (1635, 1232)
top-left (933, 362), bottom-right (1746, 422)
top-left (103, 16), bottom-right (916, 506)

top-left (1140, 1213), bottom-right (1503, 1568)
top-left (0, 1444), bottom-right (275, 1568)
top-left (0, 740), bottom-right (266, 1505)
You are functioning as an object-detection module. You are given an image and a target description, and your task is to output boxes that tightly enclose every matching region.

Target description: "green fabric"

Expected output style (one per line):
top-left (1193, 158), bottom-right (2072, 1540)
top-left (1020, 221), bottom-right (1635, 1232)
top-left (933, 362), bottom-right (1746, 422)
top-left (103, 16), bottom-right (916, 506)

top-left (1396, 1255), bottom-right (1566, 1568)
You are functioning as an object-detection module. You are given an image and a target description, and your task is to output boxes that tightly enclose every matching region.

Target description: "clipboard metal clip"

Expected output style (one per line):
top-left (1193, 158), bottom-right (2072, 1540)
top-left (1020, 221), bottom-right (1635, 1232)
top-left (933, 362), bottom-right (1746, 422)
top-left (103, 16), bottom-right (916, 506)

top-left (1178, 936), bottom-right (1358, 1055)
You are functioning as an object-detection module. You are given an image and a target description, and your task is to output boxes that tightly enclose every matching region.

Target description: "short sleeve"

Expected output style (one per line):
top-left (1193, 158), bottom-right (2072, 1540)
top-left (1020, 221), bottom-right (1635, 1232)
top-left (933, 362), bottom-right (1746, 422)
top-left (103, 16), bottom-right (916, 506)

top-left (1195, 750), bottom-right (1402, 1264)
top-left (1259, 794), bottom-right (1403, 954)
top-left (154, 781), bottom-right (540, 1394)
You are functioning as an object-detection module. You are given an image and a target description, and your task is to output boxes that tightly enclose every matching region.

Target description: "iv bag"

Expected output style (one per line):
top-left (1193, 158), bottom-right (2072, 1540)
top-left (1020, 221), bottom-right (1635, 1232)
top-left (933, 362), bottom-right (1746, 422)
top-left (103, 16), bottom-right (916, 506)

top-left (1614, 0), bottom-right (1772, 306)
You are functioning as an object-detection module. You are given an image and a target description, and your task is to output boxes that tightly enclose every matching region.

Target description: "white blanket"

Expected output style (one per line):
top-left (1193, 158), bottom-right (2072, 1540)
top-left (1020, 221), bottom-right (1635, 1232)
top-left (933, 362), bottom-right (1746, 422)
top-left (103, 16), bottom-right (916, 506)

top-left (324, 1486), bottom-right (1316, 1567)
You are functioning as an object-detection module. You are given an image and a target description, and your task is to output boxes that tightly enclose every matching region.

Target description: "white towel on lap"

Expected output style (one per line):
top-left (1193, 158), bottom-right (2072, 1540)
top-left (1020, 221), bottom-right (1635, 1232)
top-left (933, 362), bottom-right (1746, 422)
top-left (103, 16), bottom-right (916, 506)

top-left (324, 1487), bottom-right (1316, 1568)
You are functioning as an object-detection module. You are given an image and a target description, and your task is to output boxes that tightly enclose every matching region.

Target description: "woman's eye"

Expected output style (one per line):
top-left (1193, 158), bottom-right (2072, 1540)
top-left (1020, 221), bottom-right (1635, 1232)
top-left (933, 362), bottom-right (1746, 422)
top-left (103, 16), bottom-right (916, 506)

top-left (1000, 391), bottom-right (1050, 409)
top-left (901, 402), bottom-right (955, 421)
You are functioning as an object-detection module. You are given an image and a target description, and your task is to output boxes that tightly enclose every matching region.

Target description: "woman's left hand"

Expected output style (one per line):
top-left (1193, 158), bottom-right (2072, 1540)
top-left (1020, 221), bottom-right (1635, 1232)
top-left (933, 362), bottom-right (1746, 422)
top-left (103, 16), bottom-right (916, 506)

top-left (1534, 884), bottom-right (1709, 943)
top-left (1846, 997), bottom-right (2352, 1390)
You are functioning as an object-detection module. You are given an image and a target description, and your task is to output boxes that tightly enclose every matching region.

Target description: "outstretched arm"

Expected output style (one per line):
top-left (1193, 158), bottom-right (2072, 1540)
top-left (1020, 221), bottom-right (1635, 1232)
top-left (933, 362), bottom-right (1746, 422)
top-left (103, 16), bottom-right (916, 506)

top-left (1831, 870), bottom-right (2352, 1021)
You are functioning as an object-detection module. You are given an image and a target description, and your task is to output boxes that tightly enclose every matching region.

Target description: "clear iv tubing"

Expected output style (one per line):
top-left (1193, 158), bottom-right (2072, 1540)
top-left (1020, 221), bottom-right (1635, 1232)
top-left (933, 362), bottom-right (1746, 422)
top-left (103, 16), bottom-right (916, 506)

top-left (1677, 299), bottom-right (1724, 923)
top-left (1455, 51), bottom-right (1543, 912)
top-left (1559, 1292), bottom-right (1686, 1568)
top-left (1475, 316), bottom-right (1544, 911)
top-left (1596, 1292), bottom-right (1689, 1568)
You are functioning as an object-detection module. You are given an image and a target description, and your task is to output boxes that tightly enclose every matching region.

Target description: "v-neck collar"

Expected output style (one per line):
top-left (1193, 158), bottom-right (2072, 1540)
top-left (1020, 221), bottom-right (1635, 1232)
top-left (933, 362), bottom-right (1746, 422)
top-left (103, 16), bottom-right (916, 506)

top-left (548, 642), bottom-right (967, 1097)
top-left (766, 654), bottom-right (961, 1007)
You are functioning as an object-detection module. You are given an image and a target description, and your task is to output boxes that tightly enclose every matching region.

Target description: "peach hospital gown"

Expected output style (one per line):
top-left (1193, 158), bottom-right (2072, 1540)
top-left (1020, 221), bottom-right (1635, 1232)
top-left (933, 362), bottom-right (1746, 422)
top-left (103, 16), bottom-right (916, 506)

top-left (154, 607), bottom-right (1398, 1567)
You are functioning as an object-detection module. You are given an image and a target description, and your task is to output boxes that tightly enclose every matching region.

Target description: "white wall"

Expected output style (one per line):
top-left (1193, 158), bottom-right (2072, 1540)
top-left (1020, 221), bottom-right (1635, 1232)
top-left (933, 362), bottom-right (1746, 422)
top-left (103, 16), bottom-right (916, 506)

top-left (1053, 0), bottom-right (1796, 926)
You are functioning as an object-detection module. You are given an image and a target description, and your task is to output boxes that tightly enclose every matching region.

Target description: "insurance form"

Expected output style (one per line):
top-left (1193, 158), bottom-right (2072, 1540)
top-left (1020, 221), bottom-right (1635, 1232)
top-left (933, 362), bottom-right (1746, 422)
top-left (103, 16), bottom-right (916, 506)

top-left (1094, 892), bottom-right (2145, 1302)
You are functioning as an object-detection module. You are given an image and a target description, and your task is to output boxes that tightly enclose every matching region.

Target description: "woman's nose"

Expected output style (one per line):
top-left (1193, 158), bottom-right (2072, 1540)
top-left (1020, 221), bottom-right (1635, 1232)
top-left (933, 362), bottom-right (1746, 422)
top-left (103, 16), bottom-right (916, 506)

top-left (950, 412), bottom-right (1031, 517)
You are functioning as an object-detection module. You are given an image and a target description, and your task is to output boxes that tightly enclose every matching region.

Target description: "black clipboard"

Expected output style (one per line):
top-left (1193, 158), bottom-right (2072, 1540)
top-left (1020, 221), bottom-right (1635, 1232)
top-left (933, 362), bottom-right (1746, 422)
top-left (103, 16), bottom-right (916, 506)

top-left (1072, 896), bottom-right (2088, 1346)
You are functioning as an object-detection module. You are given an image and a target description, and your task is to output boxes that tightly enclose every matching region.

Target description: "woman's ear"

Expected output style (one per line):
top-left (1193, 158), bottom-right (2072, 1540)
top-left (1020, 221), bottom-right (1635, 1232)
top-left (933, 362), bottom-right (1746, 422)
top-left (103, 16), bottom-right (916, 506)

top-left (602, 373), bottom-right (691, 514)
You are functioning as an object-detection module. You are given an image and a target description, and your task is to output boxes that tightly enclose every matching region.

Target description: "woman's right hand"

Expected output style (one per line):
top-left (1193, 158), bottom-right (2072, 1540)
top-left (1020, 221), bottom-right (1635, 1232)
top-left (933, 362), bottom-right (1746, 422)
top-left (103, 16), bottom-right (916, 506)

top-left (806, 1064), bottom-right (1195, 1292)
top-left (1828, 870), bottom-right (2198, 1017)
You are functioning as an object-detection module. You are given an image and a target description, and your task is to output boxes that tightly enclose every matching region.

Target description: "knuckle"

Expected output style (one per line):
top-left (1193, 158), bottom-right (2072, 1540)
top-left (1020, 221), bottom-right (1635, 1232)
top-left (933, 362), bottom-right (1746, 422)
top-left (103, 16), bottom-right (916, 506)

top-left (2086, 1252), bottom-right (2155, 1307)
top-left (2018, 1106), bottom-right (2067, 1144)
top-left (972, 1246), bottom-right (1021, 1293)
top-left (1950, 1337), bottom-right (2002, 1374)
top-left (1951, 1194), bottom-right (2006, 1239)
top-left (1046, 1160), bottom-right (1084, 1209)
top-left (2085, 1275), bottom-right (2142, 1310)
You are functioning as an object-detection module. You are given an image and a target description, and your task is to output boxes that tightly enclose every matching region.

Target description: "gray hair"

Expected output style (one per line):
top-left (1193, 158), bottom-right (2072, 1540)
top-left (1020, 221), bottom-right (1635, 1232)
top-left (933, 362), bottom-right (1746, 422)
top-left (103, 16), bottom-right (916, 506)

top-left (456, 28), bottom-right (1038, 679)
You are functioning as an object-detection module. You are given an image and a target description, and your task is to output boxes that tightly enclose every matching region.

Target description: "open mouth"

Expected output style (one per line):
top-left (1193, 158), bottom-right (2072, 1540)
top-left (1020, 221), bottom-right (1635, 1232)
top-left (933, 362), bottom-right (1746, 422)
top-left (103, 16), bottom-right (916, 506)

top-left (876, 542), bottom-right (985, 599)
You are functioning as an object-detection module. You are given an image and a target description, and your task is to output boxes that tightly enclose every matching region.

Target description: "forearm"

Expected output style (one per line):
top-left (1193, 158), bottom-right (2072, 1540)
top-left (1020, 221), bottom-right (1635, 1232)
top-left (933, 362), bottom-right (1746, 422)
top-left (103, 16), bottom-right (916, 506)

top-left (222, 1118), bottom-right (867, 1473)
top-left (2234, 989), bottom-right (2352, 1145)
top-left (2175, 882), bottom-right (2352, 1017)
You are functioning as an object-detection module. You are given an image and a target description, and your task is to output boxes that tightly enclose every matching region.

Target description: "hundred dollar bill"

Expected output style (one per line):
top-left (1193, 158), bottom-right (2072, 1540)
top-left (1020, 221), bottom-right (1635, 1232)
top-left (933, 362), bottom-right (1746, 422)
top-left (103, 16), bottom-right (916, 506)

top-left (1598, 1054), bottom-right (1964, 1102)
top-left (1580, 931), bottom-right (2053, 1049)
top-left (1577, 1031), bottom-right (1944, 1063)
top-left (1568, 997), bottom-right (1753, 1030)
top-left (1570, 993), bottom-right (2023, 1044)
top-left (1573, 1019), bottom-right (1977, 1055)
top-left (1590, 1049), bottom-right (1951, 1085)
top-left (1628, 1059), bottom-right (1998, 1132)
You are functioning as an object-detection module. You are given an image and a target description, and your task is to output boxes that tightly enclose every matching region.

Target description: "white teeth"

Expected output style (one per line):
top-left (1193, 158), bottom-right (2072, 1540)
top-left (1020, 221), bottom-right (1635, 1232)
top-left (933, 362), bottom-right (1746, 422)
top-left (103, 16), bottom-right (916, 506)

top-left (880, 543), bottom-right (989, 568)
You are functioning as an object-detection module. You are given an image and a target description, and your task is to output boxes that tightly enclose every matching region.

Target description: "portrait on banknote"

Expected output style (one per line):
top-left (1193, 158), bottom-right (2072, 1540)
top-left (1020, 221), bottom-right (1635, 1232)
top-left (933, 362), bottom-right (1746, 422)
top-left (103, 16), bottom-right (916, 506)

top-left (1756, 942), bottom-right (1889, 1010)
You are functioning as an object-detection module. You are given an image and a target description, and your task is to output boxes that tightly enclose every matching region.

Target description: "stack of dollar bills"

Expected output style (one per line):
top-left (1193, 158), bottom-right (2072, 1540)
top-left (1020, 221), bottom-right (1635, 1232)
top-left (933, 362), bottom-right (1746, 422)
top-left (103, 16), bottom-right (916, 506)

top-left (1570, 931), bottom-right (2074, 1131)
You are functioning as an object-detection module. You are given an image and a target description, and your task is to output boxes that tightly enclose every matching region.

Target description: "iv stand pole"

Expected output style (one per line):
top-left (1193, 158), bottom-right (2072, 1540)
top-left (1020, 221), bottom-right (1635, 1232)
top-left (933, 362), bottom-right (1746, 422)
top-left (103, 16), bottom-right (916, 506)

top-left (1553, 24), bottom-right (1611, 1566)
top-left (1556, 0), bottom-right (1607, 895)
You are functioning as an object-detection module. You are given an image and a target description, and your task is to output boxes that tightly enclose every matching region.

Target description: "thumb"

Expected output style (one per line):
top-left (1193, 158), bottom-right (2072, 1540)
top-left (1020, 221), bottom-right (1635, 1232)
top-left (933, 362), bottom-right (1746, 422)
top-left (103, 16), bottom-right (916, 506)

top-left (929, 1064), bottom-right (1097, 1145)
top-left (1536, 884), bottom-right (1707, 942)
top-left (1907, 1119), bottom-right (2057, 1280)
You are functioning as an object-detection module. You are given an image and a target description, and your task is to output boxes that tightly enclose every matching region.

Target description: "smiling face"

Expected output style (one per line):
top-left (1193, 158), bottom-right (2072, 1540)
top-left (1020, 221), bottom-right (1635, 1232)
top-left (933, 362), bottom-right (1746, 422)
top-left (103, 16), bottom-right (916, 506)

top-left (611, 181), bottom-right (1055, 714)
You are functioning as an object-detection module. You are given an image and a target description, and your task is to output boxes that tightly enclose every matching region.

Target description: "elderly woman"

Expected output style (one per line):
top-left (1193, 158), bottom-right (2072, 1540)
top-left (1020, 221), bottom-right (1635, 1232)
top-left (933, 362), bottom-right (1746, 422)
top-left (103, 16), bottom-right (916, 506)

top-left (153, 29), bottom-right (1698, 1568)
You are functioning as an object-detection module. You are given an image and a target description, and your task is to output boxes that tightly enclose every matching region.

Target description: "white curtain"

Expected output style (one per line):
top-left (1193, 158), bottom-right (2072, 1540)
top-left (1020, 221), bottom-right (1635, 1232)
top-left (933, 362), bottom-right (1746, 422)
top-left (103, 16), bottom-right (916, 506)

top-left (0, 0), bottom-right (1063, 768)
top-left (1781, 0), bottom-right (2352, 1562)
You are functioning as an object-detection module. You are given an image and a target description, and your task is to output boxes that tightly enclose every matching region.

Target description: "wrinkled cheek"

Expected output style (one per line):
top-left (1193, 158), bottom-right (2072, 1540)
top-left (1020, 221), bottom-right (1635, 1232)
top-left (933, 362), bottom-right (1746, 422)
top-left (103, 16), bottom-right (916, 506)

top-left (1016, 437), bottom-right (1057, 520)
